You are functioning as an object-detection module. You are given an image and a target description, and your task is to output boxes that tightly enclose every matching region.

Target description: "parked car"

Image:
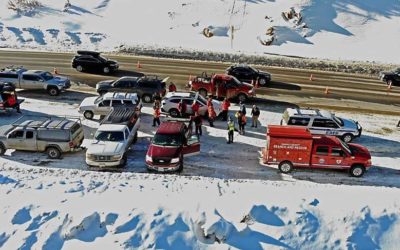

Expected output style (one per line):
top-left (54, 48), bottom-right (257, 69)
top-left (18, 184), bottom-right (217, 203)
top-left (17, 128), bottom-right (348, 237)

top-left (0, 82), bottom-right (23, 113)
top-left (226, 64), bottom-right (271, 86)
top-left (145, 120), bottom-right (200, 172)
top-left (281, 108), bottom-right (362, 143)
top-left (188, 73), bottom-right (255, 102)
top-left (72, 50), bottom-right (119, 74)
top-left (0, 116), bottom-right (84, 158)
top-left (379, 68), bottom-right (400, 86)
top-left (78, 92), bottom-right (141, 120)
top-left (161, 91), bottom-right (222, 117)
top-left (262, 125), bottom-right (372, 177)
top-left (96, 75), bottom-right (167, 103)
top-left (86, 107), bottom-right (141, 168)
top-left (0, 66), bottom-right (71, 96)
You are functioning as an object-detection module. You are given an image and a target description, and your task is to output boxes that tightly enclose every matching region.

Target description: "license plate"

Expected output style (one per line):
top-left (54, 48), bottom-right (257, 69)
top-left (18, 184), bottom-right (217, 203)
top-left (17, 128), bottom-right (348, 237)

top-left (159, 160), bottom-right (165, 163)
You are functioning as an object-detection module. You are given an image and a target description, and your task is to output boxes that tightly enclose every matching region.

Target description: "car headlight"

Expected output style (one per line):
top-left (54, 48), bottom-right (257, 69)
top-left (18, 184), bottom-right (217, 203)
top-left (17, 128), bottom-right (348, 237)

top-left (146, 155), bottom-right (152, 162)
top-left (86, 154), bottom-right (95, 160)
top-left (248, 89), bottom-right (254, 94)
top-left (111, 154), bottom-right (122, 161)
top-left (171, 157), bottom-right (180, 163)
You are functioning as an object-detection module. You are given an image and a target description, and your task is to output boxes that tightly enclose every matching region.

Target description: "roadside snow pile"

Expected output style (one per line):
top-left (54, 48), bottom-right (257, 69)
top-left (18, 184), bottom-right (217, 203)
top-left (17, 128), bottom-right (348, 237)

top-left (0, 0), bottom-right (399, 63)
top-left (0, 164), bottom-right (400, 249)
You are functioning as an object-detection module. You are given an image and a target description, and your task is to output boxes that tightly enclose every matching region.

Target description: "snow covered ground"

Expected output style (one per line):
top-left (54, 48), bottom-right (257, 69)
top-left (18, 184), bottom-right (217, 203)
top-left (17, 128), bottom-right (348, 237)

top-left (1, 91), bottom-right (400, 249)
top-left (0, 0), bottom-right (399, 63)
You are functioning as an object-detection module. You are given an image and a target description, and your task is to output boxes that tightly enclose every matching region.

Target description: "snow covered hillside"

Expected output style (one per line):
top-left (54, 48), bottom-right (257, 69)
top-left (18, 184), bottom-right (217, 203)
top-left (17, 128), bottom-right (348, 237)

top-left (0, 93), bottom-right (400, 249)
top-left (0, 0), bottom-right (399, 63)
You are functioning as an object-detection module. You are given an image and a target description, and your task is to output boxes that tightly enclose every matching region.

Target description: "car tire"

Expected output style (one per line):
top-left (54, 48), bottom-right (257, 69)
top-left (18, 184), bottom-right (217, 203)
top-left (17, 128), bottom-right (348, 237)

top-left (133, 132), bottom-right (138, 144)
top-left (119, 154), bottom-right (127, 167)
top-left (83, 111), bottom-right (94, 120)
top-left (47, 87), bottom-right (60, 96)
top-left (0, 143), bottom-right (6, 155)
top-left (278, 161), bottom-right (293, 174)
top-left (103, 67), bottom-right (110, 74)
top-left (342, 133), bottom-right (354, 143)
top-left (259, 77), bottom-right (268, 86)
top-left (237, 93), bottom-right (247, 103)
top-left (98, 90), bottom-right (107, 96)
top-left (199, 89), bottom-right (207, 98)
top-left (143, 94), bottom-right (152, 103)
top-left (177, 155), bottom-right (183, 172)
top-left (76, 65), bottom-right (83, 72)
top-left (47, 146), bottom-right (61, 159)
top-left (386, 79), bottom-right (392, 86)
top-left (349, 165), bottom-right (365, 177)
top-left (169, 108), bottom-right (179, 118)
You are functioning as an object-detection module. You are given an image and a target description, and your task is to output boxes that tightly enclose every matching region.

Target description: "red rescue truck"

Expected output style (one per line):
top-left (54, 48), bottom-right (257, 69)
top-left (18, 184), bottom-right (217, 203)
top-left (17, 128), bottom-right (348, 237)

top-left (188, 73), bottom-right (255, 102)
top-left (262, 125), bottom-right (372, 177)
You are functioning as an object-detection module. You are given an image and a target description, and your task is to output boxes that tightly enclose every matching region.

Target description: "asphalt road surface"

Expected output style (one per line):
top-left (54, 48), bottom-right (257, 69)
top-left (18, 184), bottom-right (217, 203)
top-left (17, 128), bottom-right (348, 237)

top-left (0, 50), bottom-right (399, 114)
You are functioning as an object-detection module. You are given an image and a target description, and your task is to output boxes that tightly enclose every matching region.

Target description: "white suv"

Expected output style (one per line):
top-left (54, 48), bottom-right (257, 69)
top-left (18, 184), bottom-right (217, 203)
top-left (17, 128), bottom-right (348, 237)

top-left (78, 92), bottom-right (140, 120)
top-left (161, 92), bottom-right (221, 117)
top-left (281, 108), bottom-right (362, 143)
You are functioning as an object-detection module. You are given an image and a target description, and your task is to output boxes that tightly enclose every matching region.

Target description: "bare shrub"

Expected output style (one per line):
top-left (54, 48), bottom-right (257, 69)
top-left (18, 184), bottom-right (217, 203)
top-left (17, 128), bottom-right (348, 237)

top-left (7, 0), bottom-right (42, 14)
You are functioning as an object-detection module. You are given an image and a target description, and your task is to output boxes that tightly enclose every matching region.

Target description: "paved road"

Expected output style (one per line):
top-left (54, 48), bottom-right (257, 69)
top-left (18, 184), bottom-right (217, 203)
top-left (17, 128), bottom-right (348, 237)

top-left (1, 50), bottom-right (399, 111)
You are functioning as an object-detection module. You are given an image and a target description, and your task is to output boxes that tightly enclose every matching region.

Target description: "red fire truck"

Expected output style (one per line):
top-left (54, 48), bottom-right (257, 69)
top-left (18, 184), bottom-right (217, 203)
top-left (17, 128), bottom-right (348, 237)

top-left (262, 126), bottom-right (372, 177)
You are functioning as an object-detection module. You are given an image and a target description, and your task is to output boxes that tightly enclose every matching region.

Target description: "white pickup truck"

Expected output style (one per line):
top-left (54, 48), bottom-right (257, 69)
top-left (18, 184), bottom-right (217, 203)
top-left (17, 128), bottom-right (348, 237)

top-left (85, 107), bottom-right (140, 168)
top-left (0, 66), bottom-right (71, 96)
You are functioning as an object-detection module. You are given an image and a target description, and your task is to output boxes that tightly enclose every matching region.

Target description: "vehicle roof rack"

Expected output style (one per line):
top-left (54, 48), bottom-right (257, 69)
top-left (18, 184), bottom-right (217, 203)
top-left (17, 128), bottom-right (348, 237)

top-left (11, 115), bottom-right (81, 129)
top-left (100, 107), bottom-right (138, 125)
top-left (0, 65), bottom-right (26, 72)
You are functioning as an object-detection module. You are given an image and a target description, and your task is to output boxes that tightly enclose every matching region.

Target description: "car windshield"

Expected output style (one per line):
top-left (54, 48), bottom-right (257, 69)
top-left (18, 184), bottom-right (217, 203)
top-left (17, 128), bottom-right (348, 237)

top-left (95, 131), bottom-right (124, 142)
top-left (153, 133), bottom-right (183, 146)
top-left (99, 55), bottom-right (108, 62)
top-left (94, 96), bottom-right (103, 104)
top-left (332, 115), bottom-right (344, 126)
top-left (338, 138), bottom-right (352, 155)
top-left (41, 72), bottom-right (54, 81)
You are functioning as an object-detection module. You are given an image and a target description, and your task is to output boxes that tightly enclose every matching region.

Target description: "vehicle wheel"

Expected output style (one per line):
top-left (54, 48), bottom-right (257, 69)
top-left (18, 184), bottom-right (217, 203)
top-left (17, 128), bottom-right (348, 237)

top-left (237, 93), bottom-right (247, 103)
top-left (169, 108), bottom-right (179, 117)
top-left (386, 80), bottom-right (392, 86)
top-left (76, 65), bottom-right (83, 72)
top-left (83, 111), bottom-right (94, 120)
top-left (278, 161), bottom-right (293, 174)
top-left (47, 87), bottom-right (60, 96)
top-left (342, 133), bottom-right (354, 143)
top-left (349, 165), bottom-right (365, 177)
top-left (259, 77), bottom-right (268, 86)
top-left (199, 89), bottom-right (207, 98)
top-left (98, 90), bottom-right (107, 96)
top-left (47, 147), bottom-right (61, 159)
top-left (177, 155), bottom-right (183, 172)
top-left (0, 143), bottom-right (6, 155)
top-left (133, 132), bottom-right (138, 144)
top-left (119, 154), bottom-right (127, 167)
top-left (142, 94), bottom-right (152, 103)
top-left (103, 67), bottom-right (110, 74)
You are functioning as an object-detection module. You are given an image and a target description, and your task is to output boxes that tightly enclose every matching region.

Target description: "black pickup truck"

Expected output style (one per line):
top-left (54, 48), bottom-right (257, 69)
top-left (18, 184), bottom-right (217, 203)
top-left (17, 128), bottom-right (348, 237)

top-left (379, 68), bottom-right (400, 86)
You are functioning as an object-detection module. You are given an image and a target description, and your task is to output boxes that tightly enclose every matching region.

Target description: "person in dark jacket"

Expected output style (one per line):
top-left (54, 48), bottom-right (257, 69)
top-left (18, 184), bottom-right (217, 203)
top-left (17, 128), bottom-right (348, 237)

top-left (239, 101), bottom-right (246, 115)
top-left (227, 116), bottom-right (235, 144)
top-left (235, 110), bottom-right (246, 135)
top-left (251, 105), bottom-right (260, 128)
top-left (193, 112), bottom-right (202, 138)
top-left (178, 99), bottom-right (186, 117)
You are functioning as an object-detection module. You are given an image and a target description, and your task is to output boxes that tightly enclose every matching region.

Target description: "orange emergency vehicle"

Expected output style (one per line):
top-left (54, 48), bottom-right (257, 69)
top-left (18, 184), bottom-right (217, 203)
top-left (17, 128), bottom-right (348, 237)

top-left (262, 126), bottom-right (372, 177)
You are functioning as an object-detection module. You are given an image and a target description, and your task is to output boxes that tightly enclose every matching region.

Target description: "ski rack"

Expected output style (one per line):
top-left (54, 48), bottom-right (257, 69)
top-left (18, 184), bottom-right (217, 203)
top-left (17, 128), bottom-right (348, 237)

top-left (11, 115), bottom-right (81, 129)
top-left (100, 107), bottom-right (138, 125)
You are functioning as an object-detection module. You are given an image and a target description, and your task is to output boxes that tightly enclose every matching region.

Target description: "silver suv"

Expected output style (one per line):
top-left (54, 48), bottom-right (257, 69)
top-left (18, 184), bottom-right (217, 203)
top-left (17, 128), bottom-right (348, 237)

top-left (161, 91), bottom-right (221, 117)
top-left (78, 92), bottom-right (141, 120)
top-left (281, 108), bottom-right (362, 142)
top-left (0, 116), bottom-right (84, 158)
top-left (0, 66), bottom-right (71, 96)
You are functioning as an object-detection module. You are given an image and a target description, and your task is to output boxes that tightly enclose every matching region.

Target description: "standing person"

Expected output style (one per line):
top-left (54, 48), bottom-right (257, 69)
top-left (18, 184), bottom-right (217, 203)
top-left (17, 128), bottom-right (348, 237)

top-left (194, 112), bottom-right (202, 138)
top-left (153, 97), bottom-right (161, 110)
top-left (239, 101), bottom-right (246, 115)
top-left (168, 82), bottom-right (177, 92)
top-left (235, 110), bottom-right (246, 135)
top-left (227, 116), bottom-right (235, 144)
top-left (251, 105), bottom-right (260, 128)
top-left (153, 106), bottom-right (161, 127)
top-left (191, 100), bottom-right (200, 116)
top-left (178, 99), bottom-right (186, 117)
top-left (221, 98), bottom-right (230, 121)
top-left (207, 96), bottom-right (213, 107)
top-left (208, 103), bottom-right (216, 127)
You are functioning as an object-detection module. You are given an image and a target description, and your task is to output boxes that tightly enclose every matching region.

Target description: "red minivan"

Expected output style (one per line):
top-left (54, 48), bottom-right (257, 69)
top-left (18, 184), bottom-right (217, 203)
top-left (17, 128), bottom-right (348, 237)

top-left (262, 125), bottom-right (372, 177)
top-left (146, 121), bottom-right (200, 172)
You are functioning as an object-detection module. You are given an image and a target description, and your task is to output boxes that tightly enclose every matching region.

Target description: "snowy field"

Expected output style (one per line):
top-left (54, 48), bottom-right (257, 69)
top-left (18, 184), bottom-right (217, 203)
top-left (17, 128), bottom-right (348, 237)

top-left (0, 0), bottom-right (399, 63)
top-left (1, 91), bottom-right (400, 249)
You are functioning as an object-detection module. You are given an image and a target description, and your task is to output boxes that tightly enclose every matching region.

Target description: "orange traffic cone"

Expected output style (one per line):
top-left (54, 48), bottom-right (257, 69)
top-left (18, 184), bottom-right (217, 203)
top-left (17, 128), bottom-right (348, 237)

top-left (309, 74), bottom-right (314, 81)
top-left (136, 61), bottom-right (142, 69)
top-left (53, 67), bottom-right (58, 75)
top-left (324, 87), bottom-right (330, 95)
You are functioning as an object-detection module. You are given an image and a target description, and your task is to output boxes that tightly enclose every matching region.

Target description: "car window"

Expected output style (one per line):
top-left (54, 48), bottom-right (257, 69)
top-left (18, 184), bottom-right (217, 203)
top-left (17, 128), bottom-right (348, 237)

top-left (124, 128), bottom-right (130, 140)
top-left (82, 57), bottom-right (98, 62)
top-left (288, 117), bottom-right (310, 126)
top-left (22, 75), bottom-right (40, 81)
top-left (99, 100), bottom-right (111, 107)
top-left (123, 100), bottom-right (134, 105)
top-left (10, 130), bottom-right (24, 138)
top-left (316, 146), bottom-right (329, 156)
top-left (325, 119), bottom-right (339, 128)
top-left (169, 98), bottom-right (180, 104)
top-left (111, 100), bottom-right (123, 106)
top-left (95, 131), bottom-right (125, 142)
top-left (26, 131), bottom-right (34, 139)
top-left (331, 147), bottom-right (345, 157)
top-left (0, 73), bottom-right (18, 79)
top-left (183, 99), bottom-right (193, 105)
top-left (114, 80), bottom-right (130, 88)
top-left (312, 119), bottom-right (329, 128)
